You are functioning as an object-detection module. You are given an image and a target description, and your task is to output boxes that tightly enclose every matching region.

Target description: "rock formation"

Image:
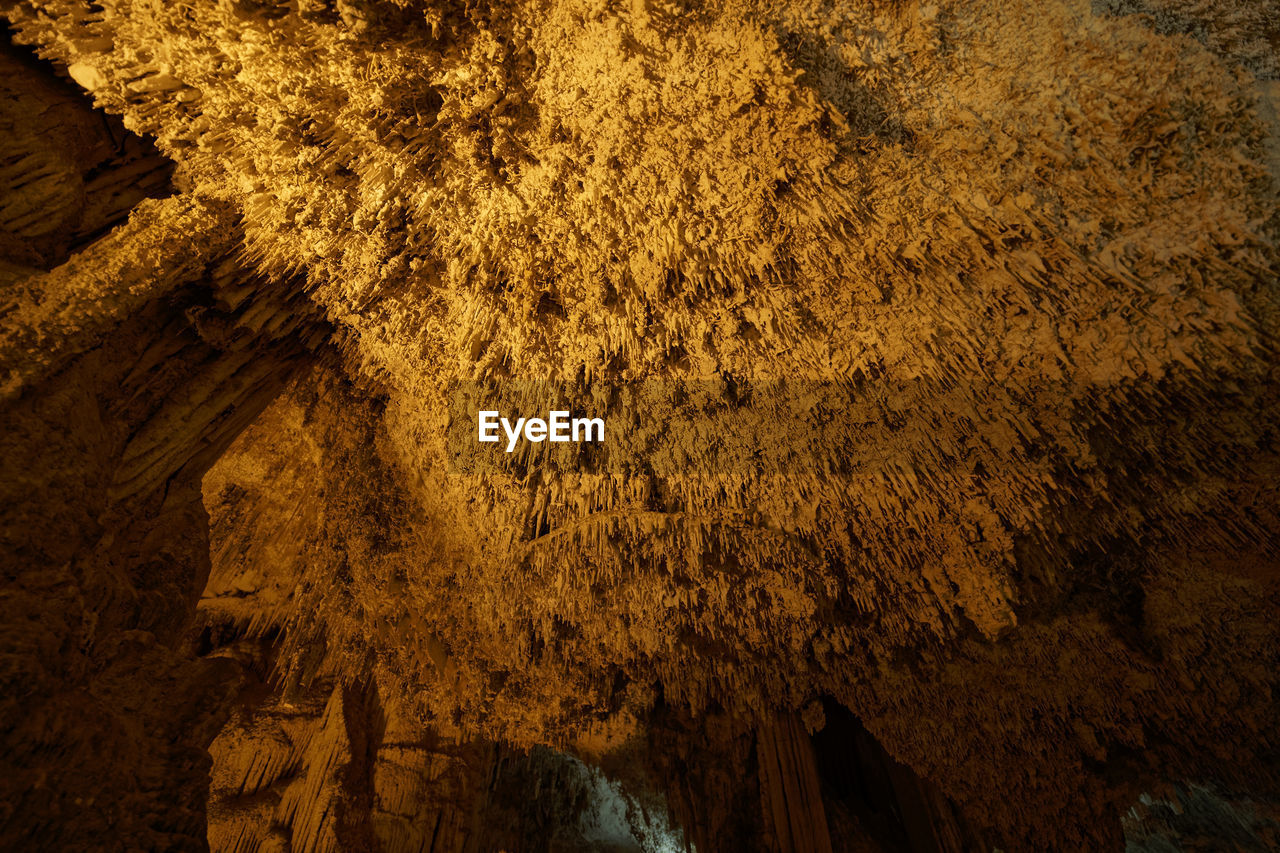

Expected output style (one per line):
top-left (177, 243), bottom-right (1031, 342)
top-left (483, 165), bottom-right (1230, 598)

top-left (2, 0), bottom-right (1279, 850)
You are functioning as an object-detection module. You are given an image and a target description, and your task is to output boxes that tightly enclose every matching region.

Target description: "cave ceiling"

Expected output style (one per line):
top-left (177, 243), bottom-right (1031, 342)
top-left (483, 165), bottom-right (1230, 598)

top-left (2, 0), bottom-right (1280, 850)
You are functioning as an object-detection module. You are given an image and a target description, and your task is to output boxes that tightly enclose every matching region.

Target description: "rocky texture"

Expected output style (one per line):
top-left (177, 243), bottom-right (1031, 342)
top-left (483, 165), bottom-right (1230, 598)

top-left (0, 240), bottom-right (325, 847)
top-left (1123, 784), bottom-right (1280, 852)
top-left (1095, 0), bottom-right (1280, 79)
top-left (0, 57), bottom-right (328, 842)
top-left (0, 37), bottom-right (172, 272)
top-left (203, 630), bottom-right (686, 853)
top-left (2, 0), bottom-right (1280, 850)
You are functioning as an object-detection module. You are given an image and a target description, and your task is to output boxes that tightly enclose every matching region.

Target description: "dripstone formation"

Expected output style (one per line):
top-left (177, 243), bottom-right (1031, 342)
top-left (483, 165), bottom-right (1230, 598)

top-left (2, 0), bottom-right (1279, 850)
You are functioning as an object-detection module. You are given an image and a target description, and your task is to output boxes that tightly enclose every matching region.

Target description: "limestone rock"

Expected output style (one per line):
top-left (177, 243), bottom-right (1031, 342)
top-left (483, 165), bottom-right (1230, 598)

top-left (2, 0), bottom-right (1279, 850)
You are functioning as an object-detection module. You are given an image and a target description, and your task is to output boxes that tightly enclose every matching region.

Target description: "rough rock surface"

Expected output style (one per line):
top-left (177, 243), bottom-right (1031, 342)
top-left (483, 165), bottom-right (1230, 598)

top-left (2, 0), bottom-right (1279, 850)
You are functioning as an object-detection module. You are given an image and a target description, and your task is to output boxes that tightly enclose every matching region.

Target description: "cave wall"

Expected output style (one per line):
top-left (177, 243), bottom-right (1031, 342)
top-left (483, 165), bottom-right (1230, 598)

top-left (0, 251), bottom-right (320, 847)
top-left (0, 37), bottom-right (172, 272)
top-left (2, 0), bottom-right (1280, 850)
top-left (0, 58), bottom-right (325, 840)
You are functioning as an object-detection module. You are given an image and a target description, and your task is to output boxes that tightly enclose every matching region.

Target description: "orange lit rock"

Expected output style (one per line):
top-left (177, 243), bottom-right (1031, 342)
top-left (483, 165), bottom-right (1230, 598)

top-left (2, 0), bottom-right (1279, 849)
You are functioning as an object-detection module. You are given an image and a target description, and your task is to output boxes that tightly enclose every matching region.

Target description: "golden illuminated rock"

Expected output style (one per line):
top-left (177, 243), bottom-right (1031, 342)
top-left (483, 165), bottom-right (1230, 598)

top-left (1, 0), bottom-right (1278, 850)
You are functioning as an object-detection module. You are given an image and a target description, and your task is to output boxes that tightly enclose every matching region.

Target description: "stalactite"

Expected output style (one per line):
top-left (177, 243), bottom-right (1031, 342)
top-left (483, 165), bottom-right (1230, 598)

top-left (757, 713), bottom-right (835, 853)
top-left (2, 0), bottom-right (1279, 848)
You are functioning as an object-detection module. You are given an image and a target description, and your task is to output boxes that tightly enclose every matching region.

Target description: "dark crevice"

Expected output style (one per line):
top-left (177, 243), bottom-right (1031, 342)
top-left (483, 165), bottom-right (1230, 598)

top-left (1, 23), bottom-right (174, 271)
